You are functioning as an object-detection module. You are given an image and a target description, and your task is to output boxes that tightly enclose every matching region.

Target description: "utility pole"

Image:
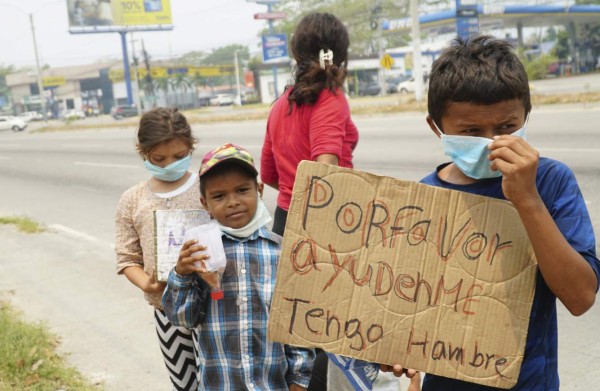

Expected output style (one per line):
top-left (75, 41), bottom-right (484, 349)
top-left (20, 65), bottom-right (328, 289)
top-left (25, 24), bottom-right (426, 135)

top-left (234, 51), bottom-right (242, 106)
top-left (411, 0), bottom-right (424, 102)
top-left (29, 13), bottom-right (47, 122)
top-left (373, 1), bottom-right (387, 96)
top-left (141, 39), bottom-right (156, 108)
top-left (129, 33), bottom-right (142, 111)
top-left (267, 3), bottom-right (279, 99)
top-left (120, 31), bottom-right (133, 105)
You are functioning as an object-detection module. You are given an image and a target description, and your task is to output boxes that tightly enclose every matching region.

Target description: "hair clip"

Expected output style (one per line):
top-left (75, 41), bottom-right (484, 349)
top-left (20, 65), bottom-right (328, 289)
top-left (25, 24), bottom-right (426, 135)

top-left (319, 49), bottom-right (334, 69)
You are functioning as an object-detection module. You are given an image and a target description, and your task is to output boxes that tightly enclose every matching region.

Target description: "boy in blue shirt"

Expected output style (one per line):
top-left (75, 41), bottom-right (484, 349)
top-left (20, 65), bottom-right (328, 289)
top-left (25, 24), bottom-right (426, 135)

top-left (162, 143), bottom-right (314, 390)
top-left (381, 35), bottom-right (599, 390)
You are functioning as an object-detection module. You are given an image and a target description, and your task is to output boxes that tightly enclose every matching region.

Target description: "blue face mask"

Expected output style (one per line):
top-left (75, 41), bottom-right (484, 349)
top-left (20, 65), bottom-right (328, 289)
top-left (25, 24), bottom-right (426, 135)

top-left (144, 154), bottom-right (192, 182)
top-left (438, 123), bottom-right (528, 180)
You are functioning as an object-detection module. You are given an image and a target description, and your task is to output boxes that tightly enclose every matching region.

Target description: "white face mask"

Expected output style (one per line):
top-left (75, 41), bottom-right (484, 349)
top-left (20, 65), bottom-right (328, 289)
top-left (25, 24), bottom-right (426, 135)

top-left (218, 197), bottom-right (272, 239)
top-left (144, 155), bottom-right (191, 182)
top-left (436, 118), bottom-right (528, 180)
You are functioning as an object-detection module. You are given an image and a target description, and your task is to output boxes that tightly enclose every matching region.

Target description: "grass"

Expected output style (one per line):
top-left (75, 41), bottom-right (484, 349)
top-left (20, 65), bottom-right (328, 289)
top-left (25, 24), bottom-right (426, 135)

top-left (0, 217), bottom-right (45, 234)
top-left (30, 90), bottom-right (600, 133)
top-left (0, 301), bottom-right (100, 391)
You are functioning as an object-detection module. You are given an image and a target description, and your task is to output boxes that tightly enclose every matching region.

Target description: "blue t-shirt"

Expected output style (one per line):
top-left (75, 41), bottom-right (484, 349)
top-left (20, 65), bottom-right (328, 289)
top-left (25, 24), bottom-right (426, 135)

top-left (420, 157), bottom-right (600, 391)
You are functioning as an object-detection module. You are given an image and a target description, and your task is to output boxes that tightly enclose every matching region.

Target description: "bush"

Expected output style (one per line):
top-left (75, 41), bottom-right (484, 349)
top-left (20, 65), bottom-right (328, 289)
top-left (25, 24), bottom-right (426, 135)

top-left (522, 54), bottom-right (558, 81)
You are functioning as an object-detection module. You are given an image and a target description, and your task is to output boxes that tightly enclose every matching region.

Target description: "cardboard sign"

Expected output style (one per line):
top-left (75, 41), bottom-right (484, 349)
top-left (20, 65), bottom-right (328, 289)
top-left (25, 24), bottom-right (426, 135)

top-left (154, 209), bottom-right (211, 281)
top-left (267, 162), bottom-right (537, 389)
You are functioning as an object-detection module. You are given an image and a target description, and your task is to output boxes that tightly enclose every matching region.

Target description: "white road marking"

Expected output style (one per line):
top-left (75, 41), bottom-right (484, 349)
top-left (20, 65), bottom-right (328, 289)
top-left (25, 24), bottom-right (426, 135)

top-left (73, 161), bottom-right (139, 169)
top-left (49, 224), bottom-right (99, 242)
top-left (49, 224), bottom-right (114, 249)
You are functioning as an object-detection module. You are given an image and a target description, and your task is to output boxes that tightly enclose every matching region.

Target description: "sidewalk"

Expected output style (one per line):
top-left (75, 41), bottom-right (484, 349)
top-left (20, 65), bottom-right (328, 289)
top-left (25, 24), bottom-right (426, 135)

top-left (0, 225), bottom-right (170, 390)
top-left (1, 223), bottom-right (599, 390)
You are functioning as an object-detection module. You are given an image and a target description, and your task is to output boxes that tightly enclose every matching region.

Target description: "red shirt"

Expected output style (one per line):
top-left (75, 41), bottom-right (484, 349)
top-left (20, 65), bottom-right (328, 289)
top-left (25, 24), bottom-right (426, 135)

top-left (261, 88), bottom-right (359, 210)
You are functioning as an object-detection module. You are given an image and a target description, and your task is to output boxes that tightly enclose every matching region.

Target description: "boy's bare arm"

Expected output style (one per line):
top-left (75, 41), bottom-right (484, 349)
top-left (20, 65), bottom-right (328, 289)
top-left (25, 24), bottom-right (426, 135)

top-left (489, 135), bottom-right (597, 315)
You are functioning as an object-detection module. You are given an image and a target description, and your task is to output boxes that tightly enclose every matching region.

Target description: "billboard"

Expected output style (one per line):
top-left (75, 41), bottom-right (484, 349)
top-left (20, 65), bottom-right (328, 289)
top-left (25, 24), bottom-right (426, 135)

top-left (108, 65), bottom-right (235, 82)
top-left (262, 34), bottom-right (289, 63)
top-left (67, 0), bottom-right (173, 33)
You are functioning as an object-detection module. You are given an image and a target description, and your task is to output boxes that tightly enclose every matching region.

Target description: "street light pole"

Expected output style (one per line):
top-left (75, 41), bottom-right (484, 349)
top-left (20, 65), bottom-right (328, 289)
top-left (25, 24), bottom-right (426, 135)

top-left (129, 33), bottom-right (142, 111)
top-left (234, 51), bottom-right (242, 106)
top-left (267, 3), bottom-right (279, 99)
top-left (410, 0), bottom-right (424, 102)
top-left (29, 13), bottom-right (48, 122)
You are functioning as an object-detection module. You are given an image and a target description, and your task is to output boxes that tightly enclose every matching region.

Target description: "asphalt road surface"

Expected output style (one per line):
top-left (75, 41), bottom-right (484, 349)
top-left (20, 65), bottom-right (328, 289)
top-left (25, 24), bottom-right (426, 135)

top-left (0, 103), bottom-right (599, 390)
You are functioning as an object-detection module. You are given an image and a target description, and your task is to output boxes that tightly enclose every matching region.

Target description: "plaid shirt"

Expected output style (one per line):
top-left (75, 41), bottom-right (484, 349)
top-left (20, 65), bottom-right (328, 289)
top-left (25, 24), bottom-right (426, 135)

top-left (162, 226), bottom-right (314, 390)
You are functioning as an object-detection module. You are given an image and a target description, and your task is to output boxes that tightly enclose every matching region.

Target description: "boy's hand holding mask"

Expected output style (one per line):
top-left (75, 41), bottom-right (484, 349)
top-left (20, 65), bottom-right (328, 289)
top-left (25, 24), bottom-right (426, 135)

top-left (489, 134), bottom-right (540, 206)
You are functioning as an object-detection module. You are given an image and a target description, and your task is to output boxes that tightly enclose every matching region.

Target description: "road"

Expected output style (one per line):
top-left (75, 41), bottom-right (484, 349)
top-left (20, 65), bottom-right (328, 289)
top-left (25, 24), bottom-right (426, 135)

top-left (0, 104), bottom-right (599, 390)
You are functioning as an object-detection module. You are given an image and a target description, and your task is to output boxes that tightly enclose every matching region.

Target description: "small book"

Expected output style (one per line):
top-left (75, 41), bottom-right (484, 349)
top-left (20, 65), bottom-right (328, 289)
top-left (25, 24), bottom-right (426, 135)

top-left (154, 209), bottom-right (211, 282)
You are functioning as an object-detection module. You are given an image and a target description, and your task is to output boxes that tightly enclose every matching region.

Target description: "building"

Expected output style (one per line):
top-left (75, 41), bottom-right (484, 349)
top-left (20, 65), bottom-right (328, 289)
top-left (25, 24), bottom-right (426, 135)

top-left (6, 62), bottom-right (117, 117)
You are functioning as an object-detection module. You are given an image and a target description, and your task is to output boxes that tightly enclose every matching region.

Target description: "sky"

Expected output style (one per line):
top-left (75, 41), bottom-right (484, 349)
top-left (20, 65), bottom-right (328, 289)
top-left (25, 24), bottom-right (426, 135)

top-left (0, 0), bottom-right (269, 69)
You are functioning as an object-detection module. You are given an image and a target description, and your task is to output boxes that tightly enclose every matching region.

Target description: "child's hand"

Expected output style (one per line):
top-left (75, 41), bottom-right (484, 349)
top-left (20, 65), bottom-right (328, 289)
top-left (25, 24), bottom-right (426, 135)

top-left (175, 239), bottom-right (210, 276)
top-left (488, 134), bottom-right (540, 207)
top-left (379, 364), bottom-right (419, 379)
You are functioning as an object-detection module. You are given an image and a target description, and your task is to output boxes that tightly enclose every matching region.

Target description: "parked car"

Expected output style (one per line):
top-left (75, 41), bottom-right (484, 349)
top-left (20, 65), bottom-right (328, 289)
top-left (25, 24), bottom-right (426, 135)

top-left (83, 106), bottom-right (100, 117)
top-left (0, 116), bottom-right (27, 131)
top-left (357, 82), bottom-right (381, 96)
top-left (110, 104), bottom-right (139, 119)
top-left (386, 75), bottom-right (411, 93)
top-left (63, 109), bottom-right (86, 120)
top-left (18, 111), bottom-right (43, 122)
top-left (397, 76), bottom-right (429, 94)
top-left (210, 94), bottom-right (234, 106)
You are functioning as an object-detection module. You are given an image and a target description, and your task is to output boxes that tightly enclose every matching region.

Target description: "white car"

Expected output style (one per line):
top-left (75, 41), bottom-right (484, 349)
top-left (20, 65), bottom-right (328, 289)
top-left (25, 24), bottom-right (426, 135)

top-left (397, 77), bottom-right (429, 94)
top-left (210, 94), bottom-right (234, 106)
top-left (63, 109), bottom-right (86, 120)
top-left (0, 116), bottom-right (27, 132)
top-left (18, 111), bottom-right (43, 122)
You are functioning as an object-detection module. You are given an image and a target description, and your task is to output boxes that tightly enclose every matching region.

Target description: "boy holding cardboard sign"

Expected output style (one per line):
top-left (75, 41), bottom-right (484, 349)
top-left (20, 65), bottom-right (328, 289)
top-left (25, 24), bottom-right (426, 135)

top-left (162, 143), bottom-right (315, 390)
top-left (382, 35), bottom-right (599, 390)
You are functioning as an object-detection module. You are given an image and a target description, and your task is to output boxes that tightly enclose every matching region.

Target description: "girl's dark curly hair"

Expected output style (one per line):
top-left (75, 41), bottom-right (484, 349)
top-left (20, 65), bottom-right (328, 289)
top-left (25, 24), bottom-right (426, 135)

top-left (136, 107), bottom-right (196, 158)
top-left (287, 12), bottom-right (349, 110)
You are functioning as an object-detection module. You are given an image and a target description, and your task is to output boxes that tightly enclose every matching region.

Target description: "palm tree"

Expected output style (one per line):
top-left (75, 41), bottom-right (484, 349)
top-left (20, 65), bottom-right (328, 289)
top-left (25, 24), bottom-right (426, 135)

top-left (172, 73), bottom-right (192, 108)
top-left (189, 72), bottom-right (207, 107)
top-left (154, 77), bottom-right (170, 106)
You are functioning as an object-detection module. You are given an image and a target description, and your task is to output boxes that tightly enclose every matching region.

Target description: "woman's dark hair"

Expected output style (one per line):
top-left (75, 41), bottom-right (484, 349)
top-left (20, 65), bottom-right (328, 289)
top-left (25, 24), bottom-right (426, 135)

top-left (136, 107), bottom-right (196, 158)
top-left (287, 12), bottom-right (349, 109)
top-left (428, 35), bottom-right (531, 127)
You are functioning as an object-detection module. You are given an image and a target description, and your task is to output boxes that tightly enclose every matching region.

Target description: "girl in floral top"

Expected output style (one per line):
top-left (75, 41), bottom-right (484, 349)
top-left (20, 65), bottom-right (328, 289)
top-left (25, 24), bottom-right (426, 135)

top-left (115, 107), bottom-right (200, 390)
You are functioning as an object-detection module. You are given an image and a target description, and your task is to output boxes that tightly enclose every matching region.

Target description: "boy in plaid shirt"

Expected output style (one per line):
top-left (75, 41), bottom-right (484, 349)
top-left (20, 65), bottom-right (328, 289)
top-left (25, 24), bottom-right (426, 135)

top-left (162, 143), bottom-right (314, 391)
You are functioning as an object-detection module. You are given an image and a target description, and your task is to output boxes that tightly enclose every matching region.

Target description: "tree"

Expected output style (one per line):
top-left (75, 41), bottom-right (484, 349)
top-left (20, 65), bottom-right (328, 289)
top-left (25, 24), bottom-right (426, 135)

top-left (154, 77), bottom-right (170, 104)
top-left (200, 44), bottom-right (249, 65)
top-left (0, 65), bottom-right (16, 92)
top-left (171, 73), bottom-right (192, 108)
top-left (553, 30), bottom-right (570, 60)
top-left (265, 0), bottom-right (450, 56)
top-left (175, 50), bottom-right (207, 66)
top-left (0, 64), bottom-right (16, 110)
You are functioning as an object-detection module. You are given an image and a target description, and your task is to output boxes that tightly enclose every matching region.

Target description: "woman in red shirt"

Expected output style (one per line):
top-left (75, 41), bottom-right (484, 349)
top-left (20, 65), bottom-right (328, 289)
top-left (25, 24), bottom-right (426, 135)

top-left (261, 12), bottom-right (359, 237)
